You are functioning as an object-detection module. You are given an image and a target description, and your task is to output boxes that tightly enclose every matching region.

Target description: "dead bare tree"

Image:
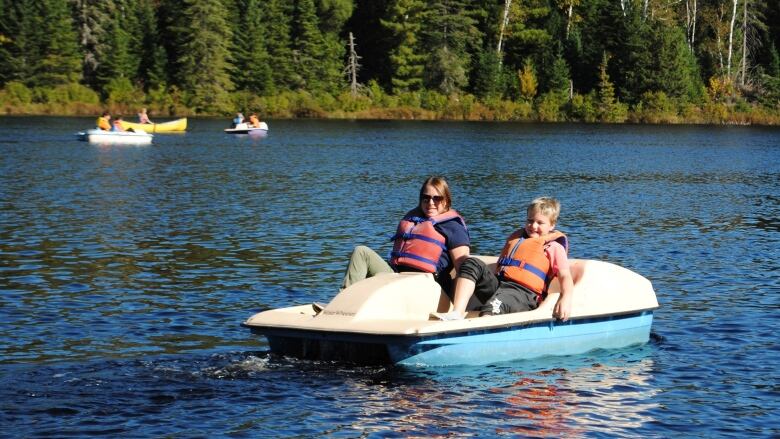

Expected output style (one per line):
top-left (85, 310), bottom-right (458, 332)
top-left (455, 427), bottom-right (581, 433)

top-left (345, 32), bottom-right (362, 97)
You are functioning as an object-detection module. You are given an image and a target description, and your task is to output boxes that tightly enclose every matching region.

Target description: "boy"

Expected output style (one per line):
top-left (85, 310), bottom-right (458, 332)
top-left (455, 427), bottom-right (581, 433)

top-left (432, 197), bottom-right (574, 321)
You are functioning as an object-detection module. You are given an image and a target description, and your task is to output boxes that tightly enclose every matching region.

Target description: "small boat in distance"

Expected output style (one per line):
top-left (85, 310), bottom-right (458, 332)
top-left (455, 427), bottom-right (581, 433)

top-left (224, 121), bottom-right (269, 134)
top-left (119, 117), bottom-right (187, 133)
top-left (242, 256), bottom-right (659, 366)
top-left (76, 129), bottom-right (153, 145)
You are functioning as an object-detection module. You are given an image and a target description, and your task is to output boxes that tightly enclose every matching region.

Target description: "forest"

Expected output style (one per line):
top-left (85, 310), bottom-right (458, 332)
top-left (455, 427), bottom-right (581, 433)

top-left (1, 0), bottom-right (779, 124)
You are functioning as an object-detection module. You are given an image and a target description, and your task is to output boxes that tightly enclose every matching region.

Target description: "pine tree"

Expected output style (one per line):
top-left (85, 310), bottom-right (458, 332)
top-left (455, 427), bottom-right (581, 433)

top-left (232, 0), bottom-right (274, 94)
top-left (135, 0), bottom-right (167, 90)
top-left (175, 0), bottom-right (234, 112)
top-left (262, 0), bottom-right (296, 91)
top-left (382, 0), bottom-right (426, 92)
top-left (420, 0), bottom-right (481, 94)
top-left (651, 23), bottom-right (704, 103)
top-left (547, 49), bottom-right (571, 97)
top-left (598, 52), bottom-right (618, 122)
top-left (293, 0), bottom-right (340, 92)
top-left (29, 0), bottom-right (82, 87)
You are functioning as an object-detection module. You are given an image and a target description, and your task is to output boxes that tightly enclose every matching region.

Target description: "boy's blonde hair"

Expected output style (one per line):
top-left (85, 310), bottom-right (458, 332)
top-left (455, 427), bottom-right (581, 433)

top-left (527, 197), bottom-right (561, 225)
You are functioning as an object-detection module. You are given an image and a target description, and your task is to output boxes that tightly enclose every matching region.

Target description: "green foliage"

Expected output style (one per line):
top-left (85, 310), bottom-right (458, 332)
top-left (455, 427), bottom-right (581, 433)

top-left (632, 91), bottom-right (680, 123)
top-left (420, 0), bottom-right (481, 95)
top-left (471, 49), bottom-right (503, 99)
top-left (596, 53), bottom-right (627, 122)
top-left (569, 92), bottom-right (598, 122)
top-left (768, 43), bottom-right (780, 78)
top-left (0, 0), bottom-right (779, 121)
top-left (175, 0), bottom-right (234, 113)
top-left (426, 46), bottom-right (468, 95)
top-left (383, 0), bottom-right (426, 92)
top-left (105, 77), bottom-right (142, 106)
top-left (0, 81), bottom-right (32, 105)
top-left (536, 91), bottom-right (566, 121)
top-left (291, 0), bottom-right (344, 93)
top-left (232, 0), bottom-right (274, 94)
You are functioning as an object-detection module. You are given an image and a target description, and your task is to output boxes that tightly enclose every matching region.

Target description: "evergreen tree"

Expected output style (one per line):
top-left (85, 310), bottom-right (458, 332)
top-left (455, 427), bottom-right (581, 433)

top-left (597, 52), bottom-right (625, 122)
top-left (232, 0), bottom-right (274, 94)
top-left (768, 43), bottom-right (780, 77)
top-left (28, 0), bottom-right (82, 87)
top-left (420, 0), bottom-right (482, 94)
top-left (382, 0), bottom-right (426, 92)
top-left (292, 0), bottom-right (333, 91)
top-left (471, 48), bottom-right (503, 99)
top-left (651, 22), bottom-right (704, 103)
top-left (74, 0), bottom-right (114, 89)
top-left (175, 0), bottom-right (234, 112)
top-left (262, 0), bottom-right (296, 91)
top-left (0, 0), bottom-right (25, 85)
top-left (96, 8), bottom-right (137, 87)
top-left (135, 0), bottom-right (167, 90)
top-left (501, 0), bottom-right (554, 72)
top-left (547, 48), bottom-right (571, 97)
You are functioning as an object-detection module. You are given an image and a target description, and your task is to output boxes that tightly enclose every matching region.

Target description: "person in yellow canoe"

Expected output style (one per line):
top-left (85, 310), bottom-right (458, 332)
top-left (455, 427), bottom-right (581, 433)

top-left (137, 108), bottom-right (153, 124)
top-left (96, 111), bottom-right (111, 131)
top-left (248, 112), bottom-right (262, 128)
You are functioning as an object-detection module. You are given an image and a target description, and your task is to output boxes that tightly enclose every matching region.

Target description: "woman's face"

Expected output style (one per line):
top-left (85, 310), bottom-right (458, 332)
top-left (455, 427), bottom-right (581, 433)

top-left (419, 184), bottom-right (447, 217)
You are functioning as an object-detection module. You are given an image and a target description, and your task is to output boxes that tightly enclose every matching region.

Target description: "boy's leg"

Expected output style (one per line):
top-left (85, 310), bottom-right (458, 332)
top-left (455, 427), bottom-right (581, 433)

top-left (340, 245), bottom-right (392, 290)
top-left (480, 283), bottom-right (538, 316)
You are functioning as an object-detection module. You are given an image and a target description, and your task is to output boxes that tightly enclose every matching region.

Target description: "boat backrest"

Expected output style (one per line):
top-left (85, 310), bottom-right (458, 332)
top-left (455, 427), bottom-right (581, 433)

top-left (324, 273), bottom-right (447, 321)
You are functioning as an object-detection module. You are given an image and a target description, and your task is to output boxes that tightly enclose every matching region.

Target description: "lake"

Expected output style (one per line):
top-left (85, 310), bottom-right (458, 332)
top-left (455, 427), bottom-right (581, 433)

top-left (1, 117), bottom-right (779, 437)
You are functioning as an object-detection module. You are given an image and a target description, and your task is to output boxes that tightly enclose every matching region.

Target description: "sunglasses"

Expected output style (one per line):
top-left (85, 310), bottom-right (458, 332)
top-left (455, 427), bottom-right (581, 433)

top-left (420, 195), bottom-right (444, 204)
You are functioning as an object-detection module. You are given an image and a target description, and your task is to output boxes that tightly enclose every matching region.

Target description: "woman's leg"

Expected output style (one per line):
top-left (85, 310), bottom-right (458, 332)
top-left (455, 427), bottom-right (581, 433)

top-left (451, 257), bottom-right (500, 314)
top-left (341, 245), bottom-right (392, 290)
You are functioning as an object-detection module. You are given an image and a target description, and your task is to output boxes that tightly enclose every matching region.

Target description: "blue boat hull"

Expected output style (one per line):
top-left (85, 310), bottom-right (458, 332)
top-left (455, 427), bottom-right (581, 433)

top-left (255, 310), bottom-right (653, 366)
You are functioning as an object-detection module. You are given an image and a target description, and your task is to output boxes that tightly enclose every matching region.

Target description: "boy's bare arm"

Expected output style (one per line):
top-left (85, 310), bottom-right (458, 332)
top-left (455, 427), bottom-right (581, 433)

top-left (553, 267), bottom-right (574, 321)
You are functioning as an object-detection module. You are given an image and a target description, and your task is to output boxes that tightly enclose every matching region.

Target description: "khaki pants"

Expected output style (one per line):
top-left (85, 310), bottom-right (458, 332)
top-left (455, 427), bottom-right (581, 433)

top-left (341, 246), bottom-right (393, 290)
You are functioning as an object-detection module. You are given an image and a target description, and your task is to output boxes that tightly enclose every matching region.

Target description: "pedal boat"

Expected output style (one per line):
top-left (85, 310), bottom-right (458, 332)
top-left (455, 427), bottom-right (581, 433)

top-left (76, 129), bottom-right (153, 145)
top-left (242, 257), bottom-right (659, 366)
top-left (224, 121), bottom-right (268, 134)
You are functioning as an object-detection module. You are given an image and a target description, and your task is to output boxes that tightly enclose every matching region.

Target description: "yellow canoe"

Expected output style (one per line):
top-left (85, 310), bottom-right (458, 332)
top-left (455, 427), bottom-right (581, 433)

top-left (119, 117), bottom-right (187, 133)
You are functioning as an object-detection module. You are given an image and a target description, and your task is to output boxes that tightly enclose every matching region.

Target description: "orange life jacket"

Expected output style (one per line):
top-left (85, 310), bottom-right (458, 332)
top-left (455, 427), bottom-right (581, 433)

top-left (496, 230), bottom-right (568, 295)
top-left (390, 209), bottom-right (465, 273)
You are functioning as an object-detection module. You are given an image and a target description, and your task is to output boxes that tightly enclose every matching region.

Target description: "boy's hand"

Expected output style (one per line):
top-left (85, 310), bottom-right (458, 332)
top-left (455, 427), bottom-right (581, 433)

top-left (553, 294), bottom-right (572, 321)
top-left (553, 267), bottom-right (574, 321)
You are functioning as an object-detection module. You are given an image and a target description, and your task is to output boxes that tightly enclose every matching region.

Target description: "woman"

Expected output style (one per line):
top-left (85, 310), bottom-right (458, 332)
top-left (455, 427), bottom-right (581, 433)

top-left (137, 108), bottom-right (153, 124)
top-left (341, 176), bottom-right (470, 299)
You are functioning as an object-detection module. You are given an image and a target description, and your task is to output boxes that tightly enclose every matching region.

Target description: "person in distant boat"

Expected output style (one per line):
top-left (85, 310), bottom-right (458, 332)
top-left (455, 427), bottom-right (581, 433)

top-left (231, 112), bottom-right (244, 128)
top-left (138, 108), bottom-right (153, 124)
top-left (340, 176), bottom-right (471, 302)
top-left (432, 197), bottom-right (574, 322)
top-left (112, 116), bottom-right (126, 132)
top-left (248, 112), bottom-right (262, 128)
top-left (96, 111), bottom-right (111, 131)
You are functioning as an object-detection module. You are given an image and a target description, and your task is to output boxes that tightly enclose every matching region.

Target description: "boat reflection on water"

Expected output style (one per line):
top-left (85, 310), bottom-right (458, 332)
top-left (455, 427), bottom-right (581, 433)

top-left (322, 346), bottom-right (660, 436)
top-left (492, 352), bottom-right (659, 436)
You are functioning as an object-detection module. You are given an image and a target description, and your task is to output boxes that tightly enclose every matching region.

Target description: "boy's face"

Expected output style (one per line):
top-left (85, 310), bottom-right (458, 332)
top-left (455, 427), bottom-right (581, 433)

top-left (525, 210), bottom-right (555, 238)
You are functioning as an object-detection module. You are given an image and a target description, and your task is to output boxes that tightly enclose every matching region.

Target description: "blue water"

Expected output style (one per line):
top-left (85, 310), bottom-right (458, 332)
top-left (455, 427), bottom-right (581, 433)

top-left (1, 117), bottom-right (779, 437)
